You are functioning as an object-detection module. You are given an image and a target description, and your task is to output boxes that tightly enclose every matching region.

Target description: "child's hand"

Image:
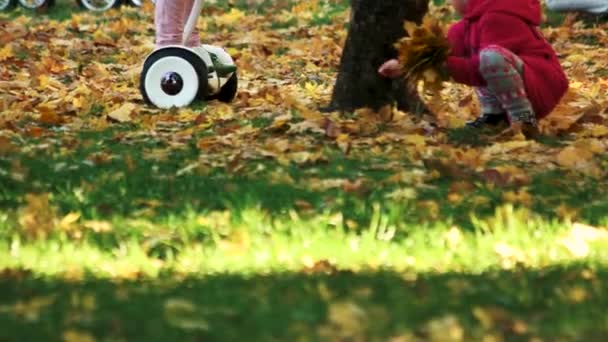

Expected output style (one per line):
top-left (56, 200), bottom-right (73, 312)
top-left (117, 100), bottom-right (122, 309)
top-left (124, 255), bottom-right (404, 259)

top-left (378, 59), bottom-right (403, 79)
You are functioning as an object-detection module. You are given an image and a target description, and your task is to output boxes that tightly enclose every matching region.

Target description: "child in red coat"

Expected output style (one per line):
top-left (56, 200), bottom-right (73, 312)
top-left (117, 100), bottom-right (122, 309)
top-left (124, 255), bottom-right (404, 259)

top-left (380, 0), bottom-right (569, 134)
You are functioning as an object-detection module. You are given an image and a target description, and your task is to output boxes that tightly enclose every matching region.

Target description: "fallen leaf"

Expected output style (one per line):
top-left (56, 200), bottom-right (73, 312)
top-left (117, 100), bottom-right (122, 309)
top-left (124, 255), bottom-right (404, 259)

top-left (325, 301), bottom-right (367, 335)
top-left (164, 298), bottom-right (209, 331)
top-left (63, 330), bottom-right (95, 342)
top-left (424, 315), bottom-right (464, 341)
top-left (83, 220), bottom-right (113, 233)
top-left (59, 212), bottom-right (81, 231)
top-left (13, 295), bottom-right (57, 322)
top-left (0, 136), bottom-right (17, 155)
top-left (108, 103), bottom-right (136, 123)
top-left (494, 242), bottom-right (526, 268)
top-left (557, 146), bottom-right (594, 169)
top-left (559, 223), bottom-right (608, 258)
top-left (567, 286), bottom-right (589, 303)
top-left (18, 193), bottom-right (56, 239)
top-left (445, 226), bottom-right (463, 248)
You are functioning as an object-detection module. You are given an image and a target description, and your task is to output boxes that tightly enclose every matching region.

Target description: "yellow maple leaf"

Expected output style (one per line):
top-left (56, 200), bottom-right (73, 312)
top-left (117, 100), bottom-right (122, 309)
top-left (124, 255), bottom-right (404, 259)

top-left (0, 136), bottom-right (17, 156)
top-left (63, 330), bottom-right (95, 342)
top-left (38, 74), bottom-right (51, 88)
top-left (445, 226), bottom-right (463, 248)
top-left (303, 82), bottom-right (324, 100)
top-left (327, 301), bottom-right (367, 335)
top-left (403, 134), bottom-right (426, 148)
top-left (83, 220), bottom-right (113, 233)
top-left (107, 103), bottom-right (135, 123)
top-left (18, 193), bottom-right (57, 239)
top-left (164, 298), bottom-right (209, 331)
top-left (425, 315), bottom-right (464, 341)
top-left (92, 29), bottom-right (114, 46)
top-left (216, 8), bottom-right (246, 26)
top-left (71, 96), bottom-right (87, 110)
top-left (494, 239), bottom-right (527, 268)
top-left (395, 16), bottom-right (450, 89)
top-left (13, 295), bottom-right (57, 322)
top-left (587, 125), bottom-right (608, 138)
top-left (59, 212), bottom-right (81, 231)
top-left (556, 146), bottom-right (594, 168)
top-left (336, 133), bottom-right (350, 153)
top-left (403, 21), bottom-right (418, 37)
top-left (567, 286), bottom-right (589, 303)
top-left (561, 238), bottom-right (590, 258)
top-left (0, 44), bottom-right (13, 62)
top-left (208, 103), bottom-right (235, 121)
top-left (559, 223), bottom-right (608, 258)
top-left (502, 190), bottom-right (532, 206)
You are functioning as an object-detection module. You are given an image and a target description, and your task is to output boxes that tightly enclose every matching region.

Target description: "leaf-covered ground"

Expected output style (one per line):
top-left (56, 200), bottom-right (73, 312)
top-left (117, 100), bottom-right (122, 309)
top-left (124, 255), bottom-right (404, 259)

top-left (1, 1), bottom-right (608, 341)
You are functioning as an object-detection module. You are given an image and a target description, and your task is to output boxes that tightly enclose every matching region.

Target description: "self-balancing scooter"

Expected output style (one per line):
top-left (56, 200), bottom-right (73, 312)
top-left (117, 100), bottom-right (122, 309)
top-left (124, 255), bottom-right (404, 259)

top-left (139, 0), bottom-right (237, 109)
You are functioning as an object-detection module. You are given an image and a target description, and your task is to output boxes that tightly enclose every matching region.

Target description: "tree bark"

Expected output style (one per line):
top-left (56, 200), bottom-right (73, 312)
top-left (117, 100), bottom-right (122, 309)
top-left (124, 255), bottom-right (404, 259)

top-left (327, 0), bottom-right (429, 113)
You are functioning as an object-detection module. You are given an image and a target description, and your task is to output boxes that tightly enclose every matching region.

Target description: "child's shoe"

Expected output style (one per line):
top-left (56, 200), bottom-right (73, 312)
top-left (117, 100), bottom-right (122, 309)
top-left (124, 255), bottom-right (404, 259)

top-left (465, 113), bottom-right (509, 128)
top-left (509, 111), bottom-right (539, 139)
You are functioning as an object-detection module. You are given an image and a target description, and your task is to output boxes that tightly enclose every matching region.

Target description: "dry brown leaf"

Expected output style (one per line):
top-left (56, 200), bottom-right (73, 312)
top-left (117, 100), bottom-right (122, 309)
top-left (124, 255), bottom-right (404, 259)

top-left (18, 193), bottom-right (56, 239)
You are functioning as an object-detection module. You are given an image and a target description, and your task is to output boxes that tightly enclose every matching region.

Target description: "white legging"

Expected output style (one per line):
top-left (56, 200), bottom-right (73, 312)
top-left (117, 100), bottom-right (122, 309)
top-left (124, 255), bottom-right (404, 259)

top-left (545, 0), bottom-right (608, 14)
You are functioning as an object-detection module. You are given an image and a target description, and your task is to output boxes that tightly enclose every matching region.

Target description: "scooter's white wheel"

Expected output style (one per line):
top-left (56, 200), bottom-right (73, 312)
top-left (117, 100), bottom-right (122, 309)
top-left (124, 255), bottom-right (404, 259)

top-left (0, 0), bottom-right (16, 11)
top-left (77, 0), bottom-right (119, 11)
top-left (140, 47), bottom-right (208, 109)
top-left (18, 0), bottom-right (52, 9)
top-left (210, 73), bottom-right (238, 103)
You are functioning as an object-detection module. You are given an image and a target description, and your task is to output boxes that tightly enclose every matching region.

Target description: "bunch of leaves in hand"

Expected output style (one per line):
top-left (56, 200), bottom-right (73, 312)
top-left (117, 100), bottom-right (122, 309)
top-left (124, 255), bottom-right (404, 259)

top-left (395, 17), bottom-right (451, 89)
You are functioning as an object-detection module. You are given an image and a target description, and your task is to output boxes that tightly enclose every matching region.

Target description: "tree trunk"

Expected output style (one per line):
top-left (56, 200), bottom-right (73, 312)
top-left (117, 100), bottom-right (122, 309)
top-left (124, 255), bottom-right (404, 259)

top-left (327, 0), bottom-right (429, 113)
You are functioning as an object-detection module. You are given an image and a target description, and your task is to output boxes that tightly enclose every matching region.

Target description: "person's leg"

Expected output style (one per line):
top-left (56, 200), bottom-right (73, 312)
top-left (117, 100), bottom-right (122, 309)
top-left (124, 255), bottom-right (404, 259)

top-left (546, 0), bottom-right (608, 14)
top-left (466, 87), bottom-right (508, 128)
top-left (155, 0), bottom-right (200, 47)
top-left (476, 87), bottom-right (503, 115)
top-left (155, 0), bottom-right (235, 75)
top-left (478, 45), bottom-right (536, 127)
top-left (467, 86), bottom-right (510, 127)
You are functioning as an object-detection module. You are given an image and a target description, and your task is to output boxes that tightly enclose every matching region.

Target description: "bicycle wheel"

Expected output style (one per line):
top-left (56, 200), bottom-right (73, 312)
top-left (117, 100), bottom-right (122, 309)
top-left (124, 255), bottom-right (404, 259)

top-left (77, 0), bottom-right (120, 12)
top-left (18, 0), bottom-right (52, 10)
top-left (0, 0), bottom-right (16, 11)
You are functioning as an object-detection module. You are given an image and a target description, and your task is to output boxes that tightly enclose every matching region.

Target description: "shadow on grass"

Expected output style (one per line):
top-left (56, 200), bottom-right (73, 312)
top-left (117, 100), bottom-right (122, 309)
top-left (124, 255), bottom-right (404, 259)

top-left (1, 264), bottom-right (607, 341)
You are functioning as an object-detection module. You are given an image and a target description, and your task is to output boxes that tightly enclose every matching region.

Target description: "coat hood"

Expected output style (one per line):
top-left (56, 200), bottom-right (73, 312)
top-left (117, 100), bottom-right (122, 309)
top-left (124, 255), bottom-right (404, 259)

top-left (464, 0), bottom-right (542, 25)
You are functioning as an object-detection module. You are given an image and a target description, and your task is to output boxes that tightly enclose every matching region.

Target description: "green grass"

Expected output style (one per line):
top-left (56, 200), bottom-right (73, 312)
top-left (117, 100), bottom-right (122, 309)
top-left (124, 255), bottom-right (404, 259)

top-left (1, 206), bottom-right (608, 340)
top-left (0, 0), bottom-right (79, 21)
top-left (1, 126), bottom-right (608, 340)
top-left (2, 264), bottom-right (607, 341)
top-left (309, 1), bottom-right (350, 27)
top-left (2, 0), bottom-right (608, 340)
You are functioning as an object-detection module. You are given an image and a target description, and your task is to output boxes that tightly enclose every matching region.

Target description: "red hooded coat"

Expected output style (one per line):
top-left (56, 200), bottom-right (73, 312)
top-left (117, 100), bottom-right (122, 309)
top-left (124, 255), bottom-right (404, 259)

top-left (446, 0), bottom-right (569, 118)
